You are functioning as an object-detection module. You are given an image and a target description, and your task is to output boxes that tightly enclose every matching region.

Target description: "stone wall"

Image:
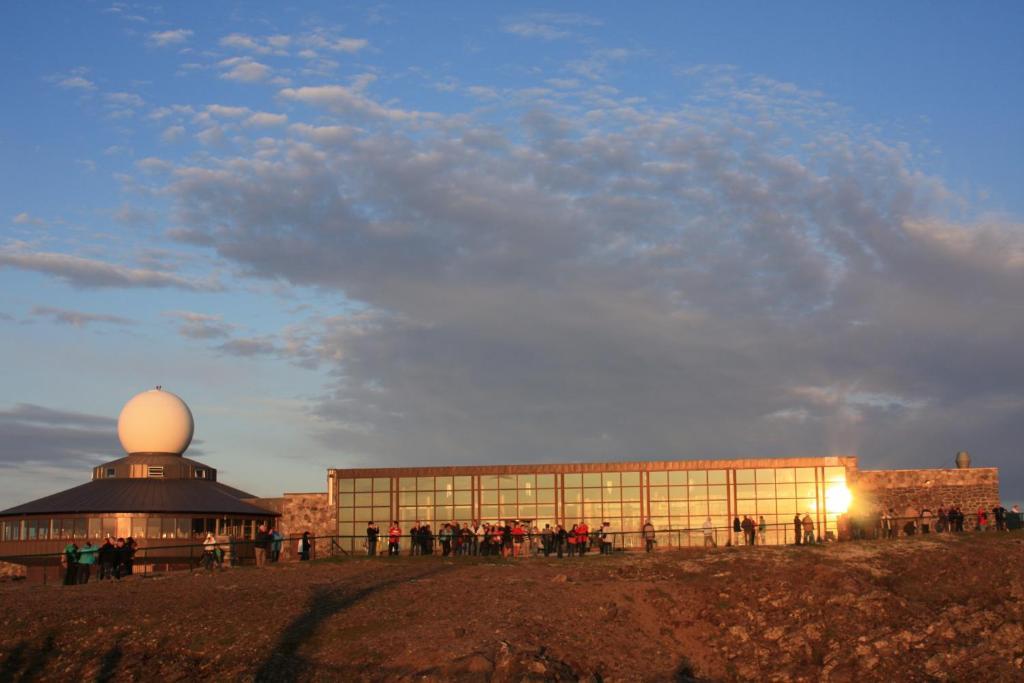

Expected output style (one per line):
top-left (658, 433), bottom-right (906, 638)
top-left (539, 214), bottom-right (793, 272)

top-left (0, 560), bottom-right (26, 581)
top-left (251, 492), bottom-right (333, 560)
top-left (850, 467), bottom-right (1000, 517)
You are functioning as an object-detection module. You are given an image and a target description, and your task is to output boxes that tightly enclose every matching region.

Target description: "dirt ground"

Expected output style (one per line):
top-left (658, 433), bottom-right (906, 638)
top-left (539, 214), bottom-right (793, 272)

top-left (1, 533), bottom-right (1023, 682)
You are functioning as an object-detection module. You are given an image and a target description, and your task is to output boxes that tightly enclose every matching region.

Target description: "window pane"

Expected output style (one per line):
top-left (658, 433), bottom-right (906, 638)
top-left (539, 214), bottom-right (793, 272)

top-left (825, 467), bottom-right (846, 483)
top-left (564, 489), bottom-right (582, 504)
top-left (454, 490), bottom-right (472, 506)
top-left (795, 468), bottom-right (816, 482)
top-left (604, 502), bottom-right (622, 518)
top-left (736, 484), bottom-right (756, 499)
top-left (776, 468), bottom-right (796, 483)
top-left (776, 499), bottom-right (797, 514)
top-left (669, 501), bottom-right (689, 516)
top-left (669, 485), bottom-right (688, 500)
top-left (481, 489), bottom-right (498, 505)
top-left (438, 489), bottom-right (455, 503)
top-left (417, 476), bottom-right (434, 490)
top-left (373, 492), bottom-right (390, 506)
top-left (775, 483), bottom-right (796, 498)
top-left (435, 506), bottom-right (453, 520)
top-left (708, 485), bottom-right (728, 500)
top-left (537, 504), bottom-right (556, 518)
top-left (708, 500), bottom-right (729, 516)
top-left (622, 502), bottom-right (641, 518)
top-left (688, 500), bottom-right (708, 516)
top-left (689, 486), bottom-right (708, 501)
top-left (707, 470), bottom-right (727, 485)
top-left (498, 475), bottom-right (517, 489)
top-left (602, 472), bottom-right (620, 488)
top-left (756, 468), bottom-right (775, 483)
top-left (688, 471), bottom-right (708, 485)
top-left (519, 488), bottom-right (535, 502)
top-left (338, 507), bottom-right (353, 521)
top-left (650, 486), bottom-right (668, 501)
top-left (564, 473), bottom-right (582, 487)
top-left (518, 474), bottom-right (536, 489)
top-left (564, 503), bottom-right (580, 519)
top-left (735, 469), bottom-right (755, 484)
top-left (454, 476), bottom-right (473, 490)
top-left (373, 477), bottom-right (391, 492)
top-left (416, 492), bottom-right (434, 506)
top-left (373, 506), bottom-right (391, 522)
top-left (336, 478), bottom-right (355, 492)
top-left (582, 472), bottom-right (601, 487)
top-left (480, 505), bottom-right (498, 518)
top-left (756, 484), bottom-right (776, 499)
top-left (757, 500), bottom-right (777, 514)
top-left (621, 486), bottom-right (641, 502)
top-left (399, 491), bottom-right (416, 506)
top-left (537, 489), bottom-right (555, 504)
top-left (621, 471), bottom-right (640, 486)
top-left (337, 493), bottom-right (355, 507)
top-left (537, 474), bottom-right (555, 488)
top-left (355, 493), bottom-right (373, 507)
top-left (796, 483), bottom-right (817, 499)
top-left (480, 475), bottom-right (498, 489)
top-left (650, 501), bottom-right (670, 516)
top-left (146, 518), bottom-right (161, 539)
top-left (354, 478), bottom-right (373, 493)
top-left (435, 477), bottom-right (453, 492)
top-left (519, 505), bottom-right (537, 519)
top-left (399, 477), bottom-right (416, 492)
top-left (649, 471), bottom-right (668, 485)
top-left (454, 506), bottom-right (472, 520)
top-left (583, 488), bottom-right (601, 503)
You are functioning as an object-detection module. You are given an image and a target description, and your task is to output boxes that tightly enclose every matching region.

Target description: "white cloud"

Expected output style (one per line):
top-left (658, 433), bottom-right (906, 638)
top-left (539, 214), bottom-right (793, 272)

top-left (220, 58), bottom-right (272, 83)
top-left (331, 37), bottom-right (368, 53)
top-left (149, 29), bottom-right (193, 47)
top-left (57, 76), bottom-right (96, 90)
top-left (278, 85), bottom-right (425, 121)
top-left (206, 104), bottom-right (250, 118)
top-left (12, 212), bottom-right (45, 226)
top-left (244, 112), bottom-right (288, 127)
top-left (161, 125), bottom-right (186, 143)
top-left (30, 306), bottom-right (133, 328)
top-left (0, 248), bottom-right (221, 290)
top-left (105, 91), bottom-right (144, 107)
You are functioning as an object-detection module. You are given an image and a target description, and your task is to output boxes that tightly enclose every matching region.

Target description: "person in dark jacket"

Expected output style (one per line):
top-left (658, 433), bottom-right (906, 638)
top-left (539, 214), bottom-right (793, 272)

top-left (793, 514), bottom-right (802, 545)
top-left (555, 524), bottom-right (568, 558)
top-left (254, 524), bottom-right (271, 567)
top-left (97, 538), bottom-right (116, 580)
top-left (299, 531), bottom-right (311, 560)
top-left (114, 538), bottom-right (130, 579)
top-left (61, 542), bottom-right (79, 586)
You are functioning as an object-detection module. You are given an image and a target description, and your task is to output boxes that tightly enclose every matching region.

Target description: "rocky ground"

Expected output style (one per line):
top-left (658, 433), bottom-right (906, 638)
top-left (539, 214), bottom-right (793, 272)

top-left (1, 533), bottom-right (1023, 682)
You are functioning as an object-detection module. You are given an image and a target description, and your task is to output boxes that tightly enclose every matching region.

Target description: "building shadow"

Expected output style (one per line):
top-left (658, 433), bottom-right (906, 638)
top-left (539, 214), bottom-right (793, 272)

top-left (253, 565), bottom-right (453, 682)
top-left (94, 638), bottom-right (124, 683)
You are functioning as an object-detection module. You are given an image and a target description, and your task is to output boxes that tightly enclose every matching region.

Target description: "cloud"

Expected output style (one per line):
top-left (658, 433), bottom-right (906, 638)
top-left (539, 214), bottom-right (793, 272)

top-left (244, 112), bottom-right (288, 127)
top-left (29, 305), bottom-right (133, 328)
top-left (12, 212), bottom-right (45, 226)
top-left (0, 247), bottom-right (221, 291)
top-left (57, 76), bottom-right (96, 90)
top-left (152, 68), bottom-right (1024, 497)
top-left (206, 104), bottom-right (250, 118)
top-left (149, 29), bottom-right (193, 47)
top-left (161, 125), bottom-right (185, 143)
top-left (0, 403), bottom-right (117, 469)
top-left (219, 58), bottom-right (272, 83)
top-left (330, 37), bottom-right (368, 53)
top-left (278, 85), bottom-right (425, 121)
top-left (503, 12), bottom-right (602, 40)
top-left (164, 310), bottom-right (233, 339)
top-left (105, 91), bottom-right (144, 108)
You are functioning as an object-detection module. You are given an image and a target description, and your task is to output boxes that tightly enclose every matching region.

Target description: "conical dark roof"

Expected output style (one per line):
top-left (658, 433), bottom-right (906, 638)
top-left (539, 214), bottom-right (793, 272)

top-left (0, 478), bottom-right (276, 517)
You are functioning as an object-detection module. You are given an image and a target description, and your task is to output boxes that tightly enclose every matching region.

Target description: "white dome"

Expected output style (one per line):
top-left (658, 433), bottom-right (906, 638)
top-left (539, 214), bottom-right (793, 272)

top-left (117, 388), bottom-right (194, 455)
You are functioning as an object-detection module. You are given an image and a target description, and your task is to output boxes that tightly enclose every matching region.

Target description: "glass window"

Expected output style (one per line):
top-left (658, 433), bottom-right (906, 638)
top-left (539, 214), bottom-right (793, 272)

top-left (669, 501), bottom-right (689, 517)
top-left (583, 488), bottom-right (601, 503)
top-left (621, 486), bottom-right (641, 502)
top-left (775, 468), bottom-right (796, 483)
top-left (146, 518), bottom-right (160, 539)
top-left (26, 520), bottom-right (37, 540)
top-left (735, 469), bottom-right (755, 484)
top-left (564, 503), bottom-right (580, 519)
top-left (757, 500), bottom-right (777, 514)
top-left (372, 492), bottom-right (390, 506)
top-left (537, 474), bottom-right (555, 488)
top-left (337, 493), bottom-right (355, 507)
top-left (650, 501), bottom-right (670, 516)
top-left (602, 472), bottom-right (620, 489)
top-left (537, 504), bottom-right (556, 518)
top-left (338, 507), bottom-right (354, 521)
top-left (775, 483), bottom-right (796, 498)
top-left (481, 489), bottom-right (498, 505)
top-left (604, 502), bottom-right (622, 518)
top-left (518, 474), bottom-right (536, 489)
top-left (480, 505), bottom-right (499, 519)
top-left (649, 471), bottom-right (668, 485)
top-left (707, 470), bottom-right (727, 485)
top-left (564, 473), bottom-right (582, 487)
top-left (335, 478), bottom-right (355, 492)
top-left (89, 517), bottom-right (102, 539)
top-left (519, 505), bottom-right (537, 520)
top-left (795, 468), bottom-right (816, 482)
top-left (824, 467), bottom-right (846, 483)
top-left (688, 471), bottom-right (708, 486)
top-left (435, 506), bottom-right (453, 521)
top-left (689, 486), bottom-right (708, 501)
top-left (564, 489), bottom-right (582, 504)
top-left (756, 468), bottom-right (775, 483)
top-left (796, 482), bottom-right (817, 499)
top-left (736, 484), bottom-right (756, 499)
top-left (435, 476), bottom-right (453, 492)
top-left (175, 518), bottom-right (190, 539)
top-left (756, 484), bottom-right (776, 499)
top-left (354, 478), bottom-right (373, 493)
top-left (160, 517), bottom-right (176, 539)
top-left (669, 485), bottom-right (688, 500)
top-left (622, 502), bottom-right (641, 518)
top-left (373, 506), bottom-right (391, 522)
top-left (417, 476), bottom-right (434, 490)
top-left (454, 490), bottom-right (472, 506)
top-left (621, 471), bottom-right (640, 487)
top-left (399, 478), bottom-right (416, 492)
top-left (416, 491), bottom-right (433, 506)
top-left (480, 475), bottom-right (499, 489)
top-left (776, 499), bottom-right (797, 514)
top-left (582, 472), bottom-right (601, 487)
top-left (373, 477), bottom-right (391, 491)
top-left (454, 476), bottom-right (473, 490)
top-left (798, 499), bottom-right (817, 514)
top-left (650, 486), bottom-right (668, 501)
top-left (354, 493), bottom-right (373, 507)
top-left (498, 475), bottom-right (517, 489)
top-left (668, 471), bottom-right (687, 485)
top-left (537, 489), bottom-right (555, 504)
top-left (454, 506), bottom-right (472, 520)
top-left (708, 500), bottom-right (729, 516)
top-left (399, 491), bottom-right (417, 506)
top-left (519, 488), bottom-right (535, 503)
top-left (707, 485), bottom-right (727, 500)
top-left (689, 500), bottom-right (708, 516)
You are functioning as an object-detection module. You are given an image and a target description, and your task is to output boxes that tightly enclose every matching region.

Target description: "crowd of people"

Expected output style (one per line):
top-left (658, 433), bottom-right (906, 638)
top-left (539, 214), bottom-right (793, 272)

top-left (60, 536), bottom-right (137, 585)
top-left (843, 504), bottom-right (1022, 539)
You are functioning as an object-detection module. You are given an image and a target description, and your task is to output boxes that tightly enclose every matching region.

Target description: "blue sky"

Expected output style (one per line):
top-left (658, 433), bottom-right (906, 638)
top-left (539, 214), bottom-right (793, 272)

top-left (1, 2), bottom-right (1022, 506)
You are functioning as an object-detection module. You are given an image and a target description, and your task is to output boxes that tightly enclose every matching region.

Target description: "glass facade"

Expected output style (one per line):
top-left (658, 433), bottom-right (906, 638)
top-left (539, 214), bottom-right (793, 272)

top-left (0, 515), bottom-right (270, 542)
top-left (333, 460), bottom-right (851, 550)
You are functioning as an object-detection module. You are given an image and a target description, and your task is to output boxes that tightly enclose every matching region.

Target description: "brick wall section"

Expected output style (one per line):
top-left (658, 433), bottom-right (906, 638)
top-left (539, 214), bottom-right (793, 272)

top-left (850, 468), bottom-right (1000, 516)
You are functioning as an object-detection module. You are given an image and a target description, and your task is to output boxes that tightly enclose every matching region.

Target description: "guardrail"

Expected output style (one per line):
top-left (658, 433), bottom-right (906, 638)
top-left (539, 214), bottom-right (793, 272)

top-left (2, 513), bottom-right (1020, 585)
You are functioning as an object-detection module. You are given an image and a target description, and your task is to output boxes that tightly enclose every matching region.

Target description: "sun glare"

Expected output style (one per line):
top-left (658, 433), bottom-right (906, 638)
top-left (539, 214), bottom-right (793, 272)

top-left (825, 483), bottom-right (853, 514)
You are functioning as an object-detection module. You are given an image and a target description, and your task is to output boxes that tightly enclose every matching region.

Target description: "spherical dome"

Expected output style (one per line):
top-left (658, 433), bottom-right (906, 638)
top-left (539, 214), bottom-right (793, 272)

top-left (117, 388), bottom-right (194, 455)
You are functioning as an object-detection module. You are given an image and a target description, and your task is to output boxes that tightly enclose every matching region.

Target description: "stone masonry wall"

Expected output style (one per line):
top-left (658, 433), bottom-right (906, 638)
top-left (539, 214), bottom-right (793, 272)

top-left (850, 468), bottom-right (1000, 517)
top-left (247, 492), bottom-right (332, 560)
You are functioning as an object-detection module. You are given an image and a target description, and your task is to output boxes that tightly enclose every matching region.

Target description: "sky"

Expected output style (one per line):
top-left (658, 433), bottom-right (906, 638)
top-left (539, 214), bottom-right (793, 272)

top-left (1, 2), bottom-right (1022, 506)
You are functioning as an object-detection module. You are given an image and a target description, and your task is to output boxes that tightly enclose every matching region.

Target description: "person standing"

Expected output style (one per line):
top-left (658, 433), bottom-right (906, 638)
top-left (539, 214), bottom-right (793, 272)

top-left (802, 514), bottom-right (815, 544)
top-left (567, 524), bottom-right (578, 557)
top-left (270, 528), bottom-right (283, 562)
top-left (758, 516), bottom-right (767, 545)
top-left (470, 521), bottom-right (482, 556)
top-left (77, 541), bottom-right (97, 584)
top-left (409, 522), bottom-right (421, 556)
top-left (388, 522), bottom-right (401, 556)
top-left (556, 524), bottom-right (568, 558)
top-left (576, 522), bottom-right (589, 555)
top-left (299, 531), bottom-right (311, 560)
top-left (702, 517), bottom-right (716, 548)
top-left (920, 508), bottom-right (932, 534)
top-left (600, 521), bottom-right (612, 554)
top-left (741, 516), bottom-right (755, 546)
top-left (366, 521), bottom-right (380, 556)
top-left (254, 524), bottom-right (271, 568)
top-left (97, 538), bottom-right (116, 580)
top-left (61, 541), bottom-right (79, 586)
top-left (541, 524), bottom-right (554, 556)
top-left (793, 514), bottom-right (802, 545)
top-left (124, 536), bottom-right (136, 575)
top-left (733, 516), bottom-right (742, 547)
top-left (642, 520), bottom-right (656, 553)
top-left (203, 533), bottom-right (217, 571)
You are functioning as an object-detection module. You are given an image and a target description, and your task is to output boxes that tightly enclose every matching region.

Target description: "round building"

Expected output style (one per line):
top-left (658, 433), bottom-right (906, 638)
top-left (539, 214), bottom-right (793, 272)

top-left (0, 387), bottom-right (278, 582)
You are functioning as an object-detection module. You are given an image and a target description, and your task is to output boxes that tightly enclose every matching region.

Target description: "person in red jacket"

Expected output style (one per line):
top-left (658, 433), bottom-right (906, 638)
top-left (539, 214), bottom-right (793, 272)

top-left (388, 521), bottom-right (401, 556)
top-left (576, 522), bottom-right (589, 555)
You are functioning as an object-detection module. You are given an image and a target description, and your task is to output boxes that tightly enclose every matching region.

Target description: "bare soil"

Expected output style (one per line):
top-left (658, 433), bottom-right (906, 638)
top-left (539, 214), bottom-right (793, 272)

top-left (2, 533), bottom-right (1023, 682)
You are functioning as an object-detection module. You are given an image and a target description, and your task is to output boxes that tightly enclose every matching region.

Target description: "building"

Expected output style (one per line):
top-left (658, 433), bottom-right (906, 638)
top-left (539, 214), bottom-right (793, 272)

top-left (0, 388), bottom-right (278, 582)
